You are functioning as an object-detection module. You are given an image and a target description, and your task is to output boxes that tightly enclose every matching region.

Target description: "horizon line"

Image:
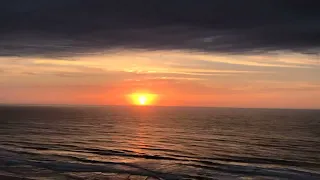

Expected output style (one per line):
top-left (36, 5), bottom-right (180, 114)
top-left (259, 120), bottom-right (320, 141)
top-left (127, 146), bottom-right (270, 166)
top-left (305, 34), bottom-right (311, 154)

top-left (1, 103), bottom-right (319, 111)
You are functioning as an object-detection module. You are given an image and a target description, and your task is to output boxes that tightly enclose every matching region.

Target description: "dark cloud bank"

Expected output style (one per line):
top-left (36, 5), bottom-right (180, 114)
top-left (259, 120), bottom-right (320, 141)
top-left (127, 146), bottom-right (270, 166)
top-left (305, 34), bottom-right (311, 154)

top-left (0, 0), bottom-right (319, 57)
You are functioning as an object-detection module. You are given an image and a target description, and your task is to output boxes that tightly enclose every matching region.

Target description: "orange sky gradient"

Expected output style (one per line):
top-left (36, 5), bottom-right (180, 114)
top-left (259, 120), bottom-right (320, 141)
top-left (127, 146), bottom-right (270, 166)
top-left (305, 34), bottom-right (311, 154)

top-left (1, 50), bottom-right (320, 109)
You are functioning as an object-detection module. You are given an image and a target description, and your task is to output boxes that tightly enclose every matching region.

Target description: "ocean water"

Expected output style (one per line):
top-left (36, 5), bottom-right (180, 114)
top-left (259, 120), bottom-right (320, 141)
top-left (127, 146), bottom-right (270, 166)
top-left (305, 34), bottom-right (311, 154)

top-left (0, 106), bottom-right (319, 180)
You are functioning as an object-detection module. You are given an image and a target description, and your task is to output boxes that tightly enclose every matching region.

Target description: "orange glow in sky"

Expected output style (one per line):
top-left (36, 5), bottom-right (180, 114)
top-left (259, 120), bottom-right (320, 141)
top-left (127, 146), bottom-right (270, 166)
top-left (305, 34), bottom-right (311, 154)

top-left (1, 50), bottom-right (320, 109)
top-left (129, 93), bottom-right (158, 106)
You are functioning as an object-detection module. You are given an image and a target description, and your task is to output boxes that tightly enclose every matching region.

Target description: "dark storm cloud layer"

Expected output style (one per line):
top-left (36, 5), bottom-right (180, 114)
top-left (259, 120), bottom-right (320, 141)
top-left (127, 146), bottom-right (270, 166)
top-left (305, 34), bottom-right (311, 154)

top-left (0, 0), bottom-right (319, 57)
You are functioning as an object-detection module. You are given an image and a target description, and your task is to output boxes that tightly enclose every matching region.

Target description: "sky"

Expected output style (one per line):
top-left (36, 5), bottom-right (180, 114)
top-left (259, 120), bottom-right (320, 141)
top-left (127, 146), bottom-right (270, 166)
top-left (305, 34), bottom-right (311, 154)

top-left (0, 0), bottom-right (320, 109)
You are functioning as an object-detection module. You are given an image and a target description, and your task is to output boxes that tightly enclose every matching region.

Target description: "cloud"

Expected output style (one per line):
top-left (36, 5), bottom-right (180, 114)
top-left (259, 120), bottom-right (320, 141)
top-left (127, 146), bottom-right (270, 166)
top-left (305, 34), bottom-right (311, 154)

top-left (0, 0), bottom-right (319, 57)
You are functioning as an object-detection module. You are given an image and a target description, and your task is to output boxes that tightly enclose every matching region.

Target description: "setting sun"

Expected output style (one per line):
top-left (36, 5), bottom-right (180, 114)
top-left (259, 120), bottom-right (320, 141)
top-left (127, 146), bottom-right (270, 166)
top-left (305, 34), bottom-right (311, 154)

top-left (129, 93), bottom-right (158, 106)
top-left (138, 96), bottom-right (147, 105)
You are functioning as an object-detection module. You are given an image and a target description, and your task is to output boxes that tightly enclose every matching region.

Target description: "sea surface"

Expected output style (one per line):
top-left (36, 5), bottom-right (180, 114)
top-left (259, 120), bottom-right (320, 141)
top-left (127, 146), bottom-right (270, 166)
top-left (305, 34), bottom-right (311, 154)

top-left (0, 106), bottom-right (319, 180)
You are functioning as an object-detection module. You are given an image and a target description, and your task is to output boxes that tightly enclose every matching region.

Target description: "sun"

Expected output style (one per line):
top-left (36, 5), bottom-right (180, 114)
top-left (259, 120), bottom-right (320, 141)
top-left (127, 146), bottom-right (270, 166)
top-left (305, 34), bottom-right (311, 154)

top-left (138, 96), bottom-right (147, 105)
top-left (129, 93), bottom-right (157, 106)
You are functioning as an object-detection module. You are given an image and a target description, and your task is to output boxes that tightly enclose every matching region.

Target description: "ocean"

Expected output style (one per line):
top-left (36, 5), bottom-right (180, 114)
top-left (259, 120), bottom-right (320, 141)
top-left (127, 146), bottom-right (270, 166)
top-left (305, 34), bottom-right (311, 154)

top-left (0, 106), bottom-right (319, 179)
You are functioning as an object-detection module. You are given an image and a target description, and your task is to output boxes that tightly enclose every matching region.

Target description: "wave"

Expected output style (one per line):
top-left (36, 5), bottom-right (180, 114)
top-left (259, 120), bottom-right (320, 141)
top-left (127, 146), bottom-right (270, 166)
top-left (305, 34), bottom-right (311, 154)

top-left (1, 106), bottom-right (320, 179)
top-left (1, 145), bottom-right (320, 180)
